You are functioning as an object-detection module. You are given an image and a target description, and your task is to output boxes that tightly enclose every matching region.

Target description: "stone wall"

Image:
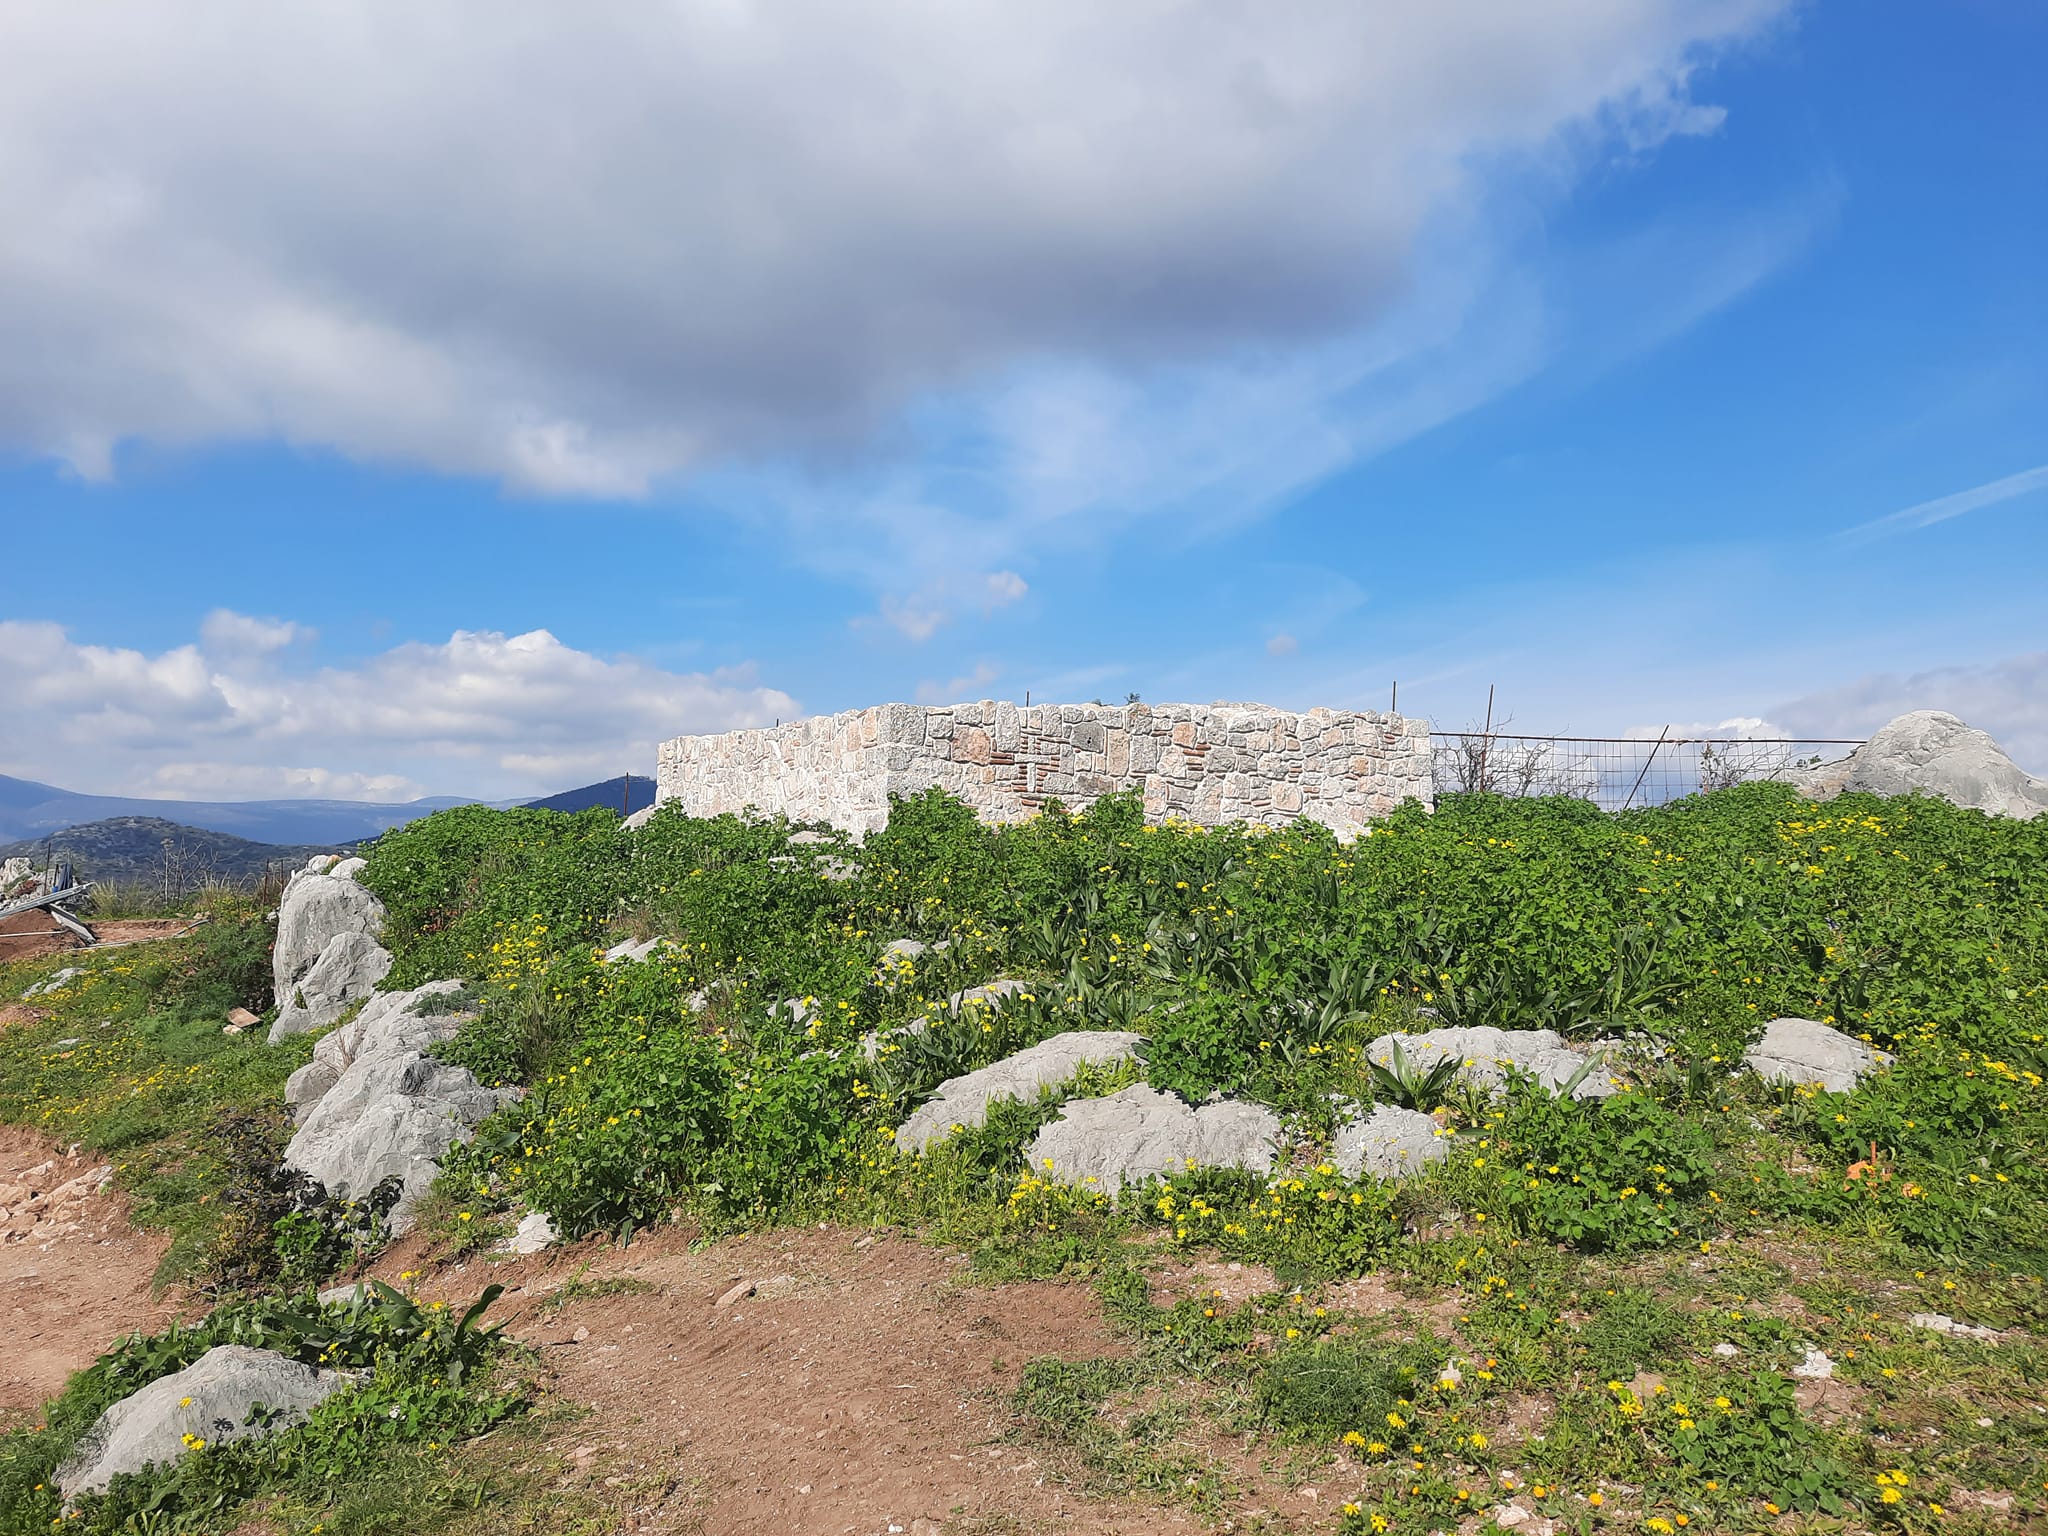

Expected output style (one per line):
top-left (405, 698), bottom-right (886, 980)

top-left (655, 701), bottom-right (1432, 837)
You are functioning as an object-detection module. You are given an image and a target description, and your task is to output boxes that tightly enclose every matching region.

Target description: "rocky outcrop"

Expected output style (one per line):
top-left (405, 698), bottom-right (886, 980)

top-left (1362, 1026), bottom-right (1617, 1100)
top-left (57, 1345), bottom-right (344, 1501)
top-left (895, 1030), bottom-right (1145, 1153)
top-left (270, 855), bottom-right (391, 1041)
top-left (283, 979), bottom-right (513, 1232)
top-left (1027, 1084), bottom-right (1280, 1193)
top-left (0, 1158), bottom-right (115, 1245)
top-left (283, 979), bottom-right (473, 1121)
top-left (1743, 1017), bottom-right (1892, 1094)
top-left (1331, 1104), bottom-right (1453, 1180)
top-left (1783, 711), bottom-right (2047, 820)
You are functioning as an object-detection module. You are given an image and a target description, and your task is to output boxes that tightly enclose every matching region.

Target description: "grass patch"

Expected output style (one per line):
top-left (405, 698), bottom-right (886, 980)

top-left (0, 903), bottom-right (312, 1287)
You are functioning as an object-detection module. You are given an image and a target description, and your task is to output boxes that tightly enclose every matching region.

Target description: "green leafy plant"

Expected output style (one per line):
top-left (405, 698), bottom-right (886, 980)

top-left (1364, 1038), bottom-right (1464, 1111)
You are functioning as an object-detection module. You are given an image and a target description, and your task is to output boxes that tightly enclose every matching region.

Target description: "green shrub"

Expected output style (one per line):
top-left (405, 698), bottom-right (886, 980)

top-left (1477, 1083), bottom-right (1719, 1250)
top-left (360, 804), bottom-right (628, 985)
top-left (0, 1283), bottom-right (516, 1535)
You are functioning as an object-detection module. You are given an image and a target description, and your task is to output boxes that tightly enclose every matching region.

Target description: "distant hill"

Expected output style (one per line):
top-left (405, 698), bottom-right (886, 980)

top-left (0, 772), bottom-right (498, 846)
top-left (0, 768), bottom-right (660, 847)
top-left (521, 775), bottom-right (657, 815)
top-left (0, 816), bottom-right (345, 887)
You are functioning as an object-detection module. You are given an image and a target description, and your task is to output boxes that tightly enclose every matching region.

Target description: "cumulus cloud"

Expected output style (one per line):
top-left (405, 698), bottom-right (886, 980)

top-left (1770, 652), bottom-right (2048, 773)
top-left (0, 615), bottom-right (796, 800)
top-left (0, 0), bottom-right (1780, 503)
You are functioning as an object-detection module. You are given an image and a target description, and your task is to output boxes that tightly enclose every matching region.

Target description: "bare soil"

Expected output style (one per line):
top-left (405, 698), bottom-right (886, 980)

top-left (0, 1127), bottom-right (183, 1424)
top-left (372, 1226), bottom-right (1228, 1535)
top-left (0, 916), bottom-right (198, 965)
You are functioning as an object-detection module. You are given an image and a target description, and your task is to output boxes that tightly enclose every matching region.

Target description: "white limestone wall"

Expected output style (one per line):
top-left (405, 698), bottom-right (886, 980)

top-left (656, 701), bottom-right (1432, 837)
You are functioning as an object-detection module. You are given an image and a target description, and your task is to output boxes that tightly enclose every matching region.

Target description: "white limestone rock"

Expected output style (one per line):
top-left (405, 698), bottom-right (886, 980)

top-left (1783, 710), bottom-right (2047, 820)
top-left (602, 936), bottom-right (668, 964)
top-left (271, 930), bottom-right (393, 1041)
top-left (270, 857), bottom-right (390, 1041)
top-left (1743, 1017), bottom-right (1892, 1094)
top-left (283, 980), bottom-right (472, 1124)
top-left (1361, 1026), bottom-right (1617, 1100)
top-left (283, 979), bottom-right (509, 1233)
top-left (1793, 1348), bottom-right (1834, 1380)
top-left (895, 1030), bottom-right (1144, 1153)
top-left (1332, 1104), bottom-right (1452, 1180)
top-left (1027, 1084), bottom-right (1280, 1193)
top-left (57, 1345), bottom-right (345, 1501)
top-left (21, 966), bottom-right (83, 1000)
top-left (500, 1210), bottom-right (560, 1255)
top-left (1909, 1312), bottom-right (2000, 1342)
top-left (945, 977), bottom-right (1031, 1013)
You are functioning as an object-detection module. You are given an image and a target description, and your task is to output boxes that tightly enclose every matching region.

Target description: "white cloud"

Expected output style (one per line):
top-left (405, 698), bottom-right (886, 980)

top-left (869, 569), bottom-right (1030, 640)
top-left (0, 0), bottom-right (1782, 505)
top-left (1771, 652), bottom-right (2048, 774)
top-left (198, 609), bottom-right (309, 656)
top-left (0, 615), bottom-right (796, 800)
top-left (915, 662), bottom-right (1001, 706)
top-left (1622, 717), bottom-right (1791, 740)
top-left (983, 572), bottom-right (1029, 610)
top-left (1266, 633), bottom-right (1299, 657)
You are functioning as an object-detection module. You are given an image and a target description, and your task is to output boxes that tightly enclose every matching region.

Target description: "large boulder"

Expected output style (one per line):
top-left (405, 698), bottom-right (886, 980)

top-left (1027, 1084), bottom-right (1280, 1193)
top-left (270, 856), bottom-right (392, 1041)
top-left (1743, 1017), bottom-right (1892, 1094)
top-left (1361, 1026), bottom-right (1617, 1100)
top-left (283, 980), bottom-right (510, 1232)
top-left (283, 980), bottom-right (472, 1122)
top-left (57, 1345), bottom-right (344, 1501)
top-left (895, 1030), bottom-right (1144, 1153)
top-left (285, 1053), bottom-right (509, 1231)
top-left (1332, 1104), bottom-right (1453, 1181)
top-left (1784, 711), bottom-right (2047, 820)
top-left (272, 931), bottom-right (392, 1041)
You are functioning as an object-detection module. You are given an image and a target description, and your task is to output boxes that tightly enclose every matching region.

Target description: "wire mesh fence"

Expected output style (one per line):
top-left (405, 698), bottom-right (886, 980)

top-left (1430, 732), bottom-right (1866, 812)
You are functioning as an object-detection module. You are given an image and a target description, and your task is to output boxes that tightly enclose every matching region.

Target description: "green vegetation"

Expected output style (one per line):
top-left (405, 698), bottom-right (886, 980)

top-left (2, 776), bottom-right (2044, 1531)
top-left (0, 897), bottom-right (310, 1285)
top-left (0, 1283), bottom-right (524, 1536)
top-left (387, 783), bottom-right (2046, 1267)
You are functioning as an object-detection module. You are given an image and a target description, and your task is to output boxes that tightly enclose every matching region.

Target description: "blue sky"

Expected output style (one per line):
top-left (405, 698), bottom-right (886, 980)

top-left (1, 0), bottom-right (2042, 801)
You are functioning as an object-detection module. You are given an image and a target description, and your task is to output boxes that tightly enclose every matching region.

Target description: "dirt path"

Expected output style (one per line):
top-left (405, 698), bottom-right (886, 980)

top-left (375, 1227), bottom-right (1233, 1536)
top-left (0, 916), bottom-right (202, 965)
top-left (0, 1127), bottom-right (183, 1423)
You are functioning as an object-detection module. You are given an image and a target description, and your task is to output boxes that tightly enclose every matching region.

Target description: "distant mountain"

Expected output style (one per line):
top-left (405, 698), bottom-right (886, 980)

top-left (0, 768), bottom-right (660, 846)
top-left (521, 775), bottom-right (658, 815)
top-left (0, 773), bottom-right (511, 845)
top-left (0, 816), bottom-right (346, 887)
